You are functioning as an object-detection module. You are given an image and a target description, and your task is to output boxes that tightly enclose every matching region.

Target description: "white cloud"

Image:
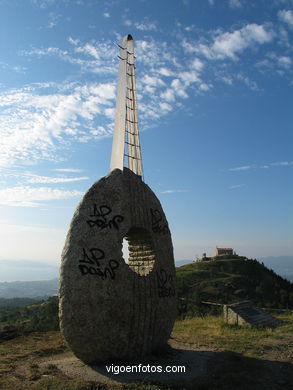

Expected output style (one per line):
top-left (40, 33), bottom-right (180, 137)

top-left (157, 67), bottom-right (174, 77)
top-left (237, 73), bottom-right (258, 90)
top-left (180, 70), bottom-right (200, 85)
top-left (123, 18), bottom-right (157, 31)
top-left (0, 61), bottom-right (26, 73)
top-left (103, 12), bottom-right (110, 18)
top-left (0, 82), bottom-right (115, 166)
top-left (211, 24), bottom-right (274, 59)
top-left (24, 39), bottom-right (117, 75)
top-left (229, 184), bottom-right (245, 189)
top-left (184, 24), bottom-right (274, 60)
top-left (135, 21), bottom-right (157, 31)
top-left (141, 75), bottom-right (165, 88)
top-left (159, 102), bottom-right (172, 114)
top-left (277, 56), bottom-right (292, 68)
top-left (278, 9), bottom-right (293, 28)
top-left (75, 43), bottom-right (100, 59)
top-left (199, 82), bottom-right (212, 91)
top-left (190, 58), bottom-right (204, 71)
top-left (160, 88), bottom-right (176, 102)
top-left (0, 186), bottom-right (82, 207)
top-left (229, 161), bottom-right (293, 171)
top-left (47, 12), bottom-right (61, 28)
top-left (270, 161), bottom-right (293, 166)
top-left (53, 168), bottom-right (83, 173)
top-left (160, 189), bottom-right (189, 194)
top-left (256, 53), bottom-right (292, 73)
top-left (24, 174), bottom-right (89, 184)
top-left (31, 0), bottom-right (57, 9)
top-left (229, 165), bottom-right (252, 171)
top-left (228, 0), bottom-right (242, 8)
top-left (171, 79), bottom-right (189, 98)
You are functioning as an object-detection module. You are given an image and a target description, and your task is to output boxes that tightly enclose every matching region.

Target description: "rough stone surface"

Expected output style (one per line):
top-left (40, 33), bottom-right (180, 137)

top-left (223, 301), bottom-right (282, 328)
top-left (59, 168), bottom-right (177, 364)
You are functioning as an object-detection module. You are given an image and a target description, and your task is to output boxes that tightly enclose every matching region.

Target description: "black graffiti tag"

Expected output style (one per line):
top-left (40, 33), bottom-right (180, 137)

top-left (156, 268), bottom-right (175, 298)
top-left (78, 247), bottom-right (119, 280)
top-left (150, 208), bottom-right (169, 234)
top-left (87, 204), bottom-right (124, 230)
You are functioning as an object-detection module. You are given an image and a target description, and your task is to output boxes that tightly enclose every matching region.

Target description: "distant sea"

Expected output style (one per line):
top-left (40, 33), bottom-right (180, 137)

top-left (0, 260), bottom-right (59, 282)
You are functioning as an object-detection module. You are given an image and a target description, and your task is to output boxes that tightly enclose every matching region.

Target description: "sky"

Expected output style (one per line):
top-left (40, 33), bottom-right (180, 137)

top-left (0, 0), bottom-right (292, 278)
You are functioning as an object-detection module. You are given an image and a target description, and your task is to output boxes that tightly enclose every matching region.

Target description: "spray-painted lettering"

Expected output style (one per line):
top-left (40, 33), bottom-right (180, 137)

top-left (150, 208), bottom-right (169, 234)
top-left (78, 247), bottom-right (119, 280)
top-left (156, 268), bottom-right (175, 298)
top-left (87, 204), bottom-right (124, 230)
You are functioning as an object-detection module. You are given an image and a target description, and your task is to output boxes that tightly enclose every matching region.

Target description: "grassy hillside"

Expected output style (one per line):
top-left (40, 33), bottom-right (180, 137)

top-left (0, 297), bottom-right (59, 339)
top-left (177, 256), bottom-right (293, 318)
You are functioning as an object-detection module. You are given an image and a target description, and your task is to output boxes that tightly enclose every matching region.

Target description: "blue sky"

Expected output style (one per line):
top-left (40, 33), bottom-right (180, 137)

top-left (0, 0), bottom-right (292, 273)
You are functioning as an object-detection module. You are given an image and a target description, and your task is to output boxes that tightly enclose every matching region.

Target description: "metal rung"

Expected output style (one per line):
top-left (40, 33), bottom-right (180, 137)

top-left (117, 55), bottom-right (126, 61)
top-left (126, 141), bottom-right (140, 147)
top-left (124, 154), bottom-right (141, 160)
top-left (126, 118), bottom-right (138, 124)
top-left (126, 130), bottom-right (138, 136)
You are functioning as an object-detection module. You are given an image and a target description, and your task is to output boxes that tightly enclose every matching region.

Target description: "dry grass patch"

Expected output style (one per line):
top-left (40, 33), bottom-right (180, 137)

top-left (172, 314), bottom-right (293, 359)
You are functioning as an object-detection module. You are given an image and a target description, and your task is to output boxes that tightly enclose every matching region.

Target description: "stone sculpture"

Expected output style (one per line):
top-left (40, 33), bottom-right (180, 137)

top-left (59, 35), bottom-right (176, 364)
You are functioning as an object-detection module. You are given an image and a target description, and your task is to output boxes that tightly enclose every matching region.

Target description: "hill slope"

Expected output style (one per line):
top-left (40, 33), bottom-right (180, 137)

top-left (176, 256), bottom-right (293, 318)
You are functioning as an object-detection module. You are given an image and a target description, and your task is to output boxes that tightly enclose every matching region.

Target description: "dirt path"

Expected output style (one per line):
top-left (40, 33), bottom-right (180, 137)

top-left (40, 340), bottom-right (217, 388)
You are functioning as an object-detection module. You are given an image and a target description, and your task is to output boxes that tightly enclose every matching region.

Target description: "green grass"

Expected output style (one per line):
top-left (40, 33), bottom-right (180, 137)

top-left (172, 314), bottom-right (293, 358)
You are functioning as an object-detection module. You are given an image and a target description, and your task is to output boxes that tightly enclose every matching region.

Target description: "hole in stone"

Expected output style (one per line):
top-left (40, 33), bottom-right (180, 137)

top-left (122, 227), bottom-right (155, 276)
top-left (122, 238), bottom-right (129, 264)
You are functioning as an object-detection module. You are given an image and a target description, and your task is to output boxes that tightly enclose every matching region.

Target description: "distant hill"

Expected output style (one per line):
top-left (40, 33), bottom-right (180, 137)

top-left (0, 279), bottom-right (58, 299)
top-left (175, 259), bottom-right (193, 267)
top-left (258, 256), bottom-right (293, 281)
top-left (176, 256), bottom-right (293, 318)
top-left (0, 297), bottom-right (40, 308)
top-left (175, 256), bottom-right (293, 281)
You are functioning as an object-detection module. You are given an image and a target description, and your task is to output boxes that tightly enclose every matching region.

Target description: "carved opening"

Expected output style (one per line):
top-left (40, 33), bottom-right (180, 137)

top-left (122, 238), bottom-right (129, 263)
top-left (123, 227), bottom-right (155, 276)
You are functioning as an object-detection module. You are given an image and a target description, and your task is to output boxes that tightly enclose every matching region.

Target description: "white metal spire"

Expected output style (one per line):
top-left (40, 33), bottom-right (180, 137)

top-left (110, 34), bottom-right (143, 177)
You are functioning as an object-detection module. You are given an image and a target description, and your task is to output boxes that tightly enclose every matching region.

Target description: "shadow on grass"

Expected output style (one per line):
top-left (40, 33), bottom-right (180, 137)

top-left (197, 350), bottom-right (293, 390)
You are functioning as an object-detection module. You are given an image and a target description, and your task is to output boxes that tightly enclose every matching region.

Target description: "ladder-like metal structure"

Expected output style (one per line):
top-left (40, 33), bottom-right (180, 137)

top-left (110, 34), bottom-right (143, 178)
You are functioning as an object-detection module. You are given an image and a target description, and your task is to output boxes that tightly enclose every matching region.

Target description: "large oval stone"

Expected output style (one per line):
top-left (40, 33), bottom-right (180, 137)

top-left (59, 168), bottom-right (177, 364)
